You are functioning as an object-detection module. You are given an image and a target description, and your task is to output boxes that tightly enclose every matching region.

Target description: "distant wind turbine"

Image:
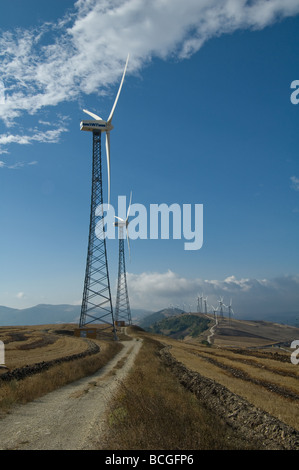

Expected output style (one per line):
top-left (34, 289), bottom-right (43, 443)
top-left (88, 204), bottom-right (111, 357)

top-left (114, 190), bottom-right (132, 261)
top-left (114, 191), bottom-right (133, 326)
top-left (227, 298), bottom-right (234, 323)
top-left (199, 293), bottom-right (203, 312)
top-left (218, 297), bottom-right (225, 318)
top-left (203, 296), bottom-right (208, 314)
top-left (210, 305), bottom-right (218, 319)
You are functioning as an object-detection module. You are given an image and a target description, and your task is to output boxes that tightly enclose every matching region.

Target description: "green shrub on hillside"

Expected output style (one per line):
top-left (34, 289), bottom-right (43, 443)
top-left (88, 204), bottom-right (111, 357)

top-left (148, 314), bottom-right (210, 338)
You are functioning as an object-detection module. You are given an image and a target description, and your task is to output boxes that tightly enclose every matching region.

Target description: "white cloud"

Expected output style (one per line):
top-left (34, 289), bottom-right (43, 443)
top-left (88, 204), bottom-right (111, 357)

top-left (0, 0), bottom-right (299, 126)
top-left (0, 126), bottom-right (68, 155)
top-left (290, 175), bottom-right (299, 191)
top-left (127, 270), bottom-right (299, 315)
top-left (16, 292), bottom-right (25, 299)
top-left (0, 160), bottom-right (38, 170)
top-left (0, 79), bottom-right (5, 104)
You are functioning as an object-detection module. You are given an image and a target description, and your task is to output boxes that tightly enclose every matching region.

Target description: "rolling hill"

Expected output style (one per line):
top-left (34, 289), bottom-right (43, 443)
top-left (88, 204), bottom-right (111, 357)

top-left (138, 307), bottom-right (183, 329)
top-left (141, 311), bottom-right (299, 349)
top-left (147, 313), bottom-right (210, 340)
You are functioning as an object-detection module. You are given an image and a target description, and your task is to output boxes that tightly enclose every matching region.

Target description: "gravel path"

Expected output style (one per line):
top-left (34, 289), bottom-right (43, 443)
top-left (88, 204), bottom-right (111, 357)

top-left (207, 317), bottom-right (218, 344)
top-left (0, 337), bottom-right (142, 450)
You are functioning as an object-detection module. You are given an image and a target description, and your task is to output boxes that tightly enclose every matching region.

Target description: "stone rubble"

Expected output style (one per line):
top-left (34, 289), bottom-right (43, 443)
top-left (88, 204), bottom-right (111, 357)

top-left (159, 346), bottom-right (299, 450)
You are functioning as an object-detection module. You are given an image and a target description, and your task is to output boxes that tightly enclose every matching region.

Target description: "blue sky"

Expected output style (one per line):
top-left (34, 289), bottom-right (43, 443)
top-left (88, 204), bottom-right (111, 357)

top-left (0, 0), bottom-right (299, 318)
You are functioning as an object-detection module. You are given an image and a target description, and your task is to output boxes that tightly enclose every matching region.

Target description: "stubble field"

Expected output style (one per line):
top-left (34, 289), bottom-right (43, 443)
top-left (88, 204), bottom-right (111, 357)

top-left (0, 319), bottom-right (298, 450)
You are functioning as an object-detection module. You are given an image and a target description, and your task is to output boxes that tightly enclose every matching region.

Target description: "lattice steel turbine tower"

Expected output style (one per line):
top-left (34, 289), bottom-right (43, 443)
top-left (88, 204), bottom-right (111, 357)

top-left (114, 192), bottom-right (132, 326)
top-left (78, 55), bottom-right (129, 336)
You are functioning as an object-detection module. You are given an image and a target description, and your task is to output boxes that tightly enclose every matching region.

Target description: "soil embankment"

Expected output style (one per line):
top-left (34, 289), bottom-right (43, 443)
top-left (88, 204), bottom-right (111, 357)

top-left (159, 346), bottom-right (299, 450)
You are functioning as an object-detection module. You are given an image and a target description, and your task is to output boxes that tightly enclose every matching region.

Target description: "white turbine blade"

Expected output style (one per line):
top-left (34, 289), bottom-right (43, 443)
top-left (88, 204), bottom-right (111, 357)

top-left (83, 109), bottom-right (103, 120)
top-left (126, 190), bottom-right (132, 221)
top-left (115, 216), bottom-right (125, 222)
top-left (105, 131), bottom-right (111, 205)
top-left (126, 227), bottom-right (131, 261)
top-left (107, 54), bottom-right (129, 123)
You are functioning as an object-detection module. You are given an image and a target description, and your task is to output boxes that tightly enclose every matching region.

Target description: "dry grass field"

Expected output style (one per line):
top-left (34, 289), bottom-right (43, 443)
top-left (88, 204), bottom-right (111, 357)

top-left (0, 324), bottom-right (87, 369)
top-left (0, 324), bottom-right (123, 413)
top-left (0, 323), bottom-right (129, 370)
top-left (0, 317), bottom-right (298, 450)
top-left (207, 316), bottom-right (299, 349)
top-left (145, 315), bottom-right (299, 432)
top-left (161, 337), bottom-right (299, 430)
top-left (101, 323), bottom-right (299, 450)
top-left (100, 332), bottom-right (256, 450)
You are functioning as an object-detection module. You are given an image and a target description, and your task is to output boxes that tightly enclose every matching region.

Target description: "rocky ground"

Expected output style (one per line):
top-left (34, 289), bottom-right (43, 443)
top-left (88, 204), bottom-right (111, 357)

top-left (159, 346), bottom-right (299, 450)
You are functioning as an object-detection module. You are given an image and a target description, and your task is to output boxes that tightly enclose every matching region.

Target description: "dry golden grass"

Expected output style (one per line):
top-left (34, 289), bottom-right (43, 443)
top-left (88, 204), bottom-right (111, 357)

top-left (99, 332), bottom-right (259, 450)
top-left (0, 324), bottom-right (123, 414)
top-left (212, 317), bottom-right (299, 348)
top-left (0, 325), bottom-right (88, 369)
top-left (1, 322), bottom-right (298, 449)
top-left (162, 338), bottom-right (299, 431)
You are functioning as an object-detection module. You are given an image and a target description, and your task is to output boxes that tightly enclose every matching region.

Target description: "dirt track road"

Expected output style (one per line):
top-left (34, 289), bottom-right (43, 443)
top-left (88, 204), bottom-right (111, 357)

top-left (0, 337), bottom-right (142, 450)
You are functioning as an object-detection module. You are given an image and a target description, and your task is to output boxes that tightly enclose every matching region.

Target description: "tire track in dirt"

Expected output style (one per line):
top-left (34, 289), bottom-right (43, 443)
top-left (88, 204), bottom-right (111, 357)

top-left (0, 337), bottom-right (142, 450)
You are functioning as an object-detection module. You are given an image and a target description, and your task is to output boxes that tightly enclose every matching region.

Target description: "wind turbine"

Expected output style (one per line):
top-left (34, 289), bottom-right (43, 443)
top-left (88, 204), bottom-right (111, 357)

top-left (114, 190), bottom-right (132, 258)
top-left (203, 296), bottom-right (208, 314)
top-left (80, 54), bottom-right (130, 205)
top-left (218, 297), bottom-right (225, 318)
top-left (199, 293), bottom-right (203, 312)
top-left (227, 298), bottom-right (234, 323)
top-left (78, 55), bottom-right (129, 337)
top-left (197, 295), bottom-right (201, 313)
top-left (210, 305), bottom-right (218, 320)
top-left (114, 191), bottom-right (133, 327)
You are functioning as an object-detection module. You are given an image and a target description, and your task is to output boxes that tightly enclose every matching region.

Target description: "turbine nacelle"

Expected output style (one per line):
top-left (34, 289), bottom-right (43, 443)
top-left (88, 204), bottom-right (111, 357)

top-left (80, 119), bottom-right (114, 132)
top-left (114, 219), bottom-right (129, 228)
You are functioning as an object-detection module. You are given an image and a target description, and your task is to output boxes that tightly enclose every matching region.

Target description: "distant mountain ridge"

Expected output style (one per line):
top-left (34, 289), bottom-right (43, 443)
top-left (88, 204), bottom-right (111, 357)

top-left (0, 304), bottom-right (81, 326)
top-left (0, 303), bottom-right (298, 328)
top-left (0, 304), bottom-right (152, 326)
